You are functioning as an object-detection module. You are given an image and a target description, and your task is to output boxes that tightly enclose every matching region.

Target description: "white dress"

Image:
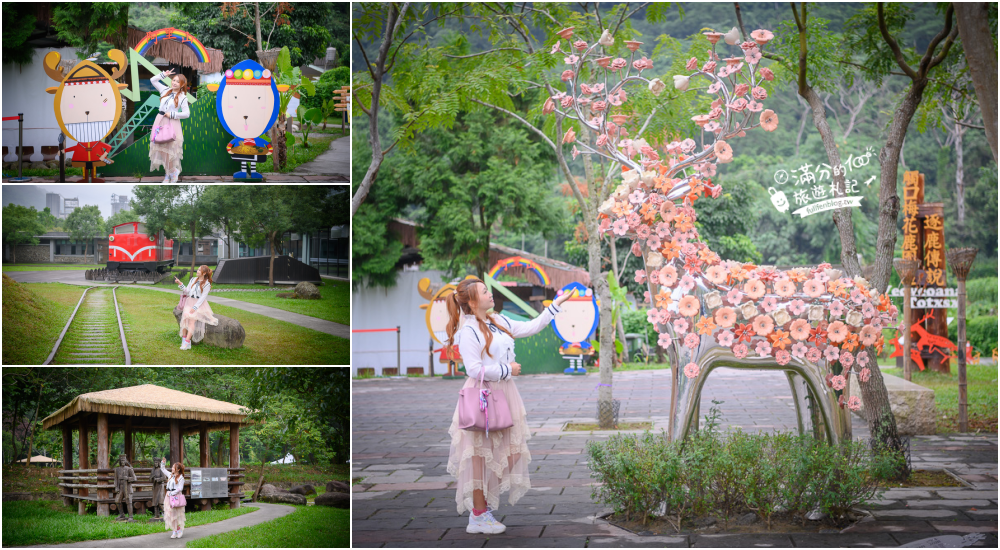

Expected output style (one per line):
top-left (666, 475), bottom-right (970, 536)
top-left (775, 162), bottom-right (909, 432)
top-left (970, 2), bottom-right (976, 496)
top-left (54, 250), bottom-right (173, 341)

top-left (149, 72), bottom-right (190, 174)
top-left (178, 279), bottom-right (218, 342)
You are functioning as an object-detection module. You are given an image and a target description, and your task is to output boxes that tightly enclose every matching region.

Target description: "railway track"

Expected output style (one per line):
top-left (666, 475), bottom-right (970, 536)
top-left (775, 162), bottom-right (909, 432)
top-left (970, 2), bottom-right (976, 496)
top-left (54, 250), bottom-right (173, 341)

top-left (45, 286), bottom-right (131, 365)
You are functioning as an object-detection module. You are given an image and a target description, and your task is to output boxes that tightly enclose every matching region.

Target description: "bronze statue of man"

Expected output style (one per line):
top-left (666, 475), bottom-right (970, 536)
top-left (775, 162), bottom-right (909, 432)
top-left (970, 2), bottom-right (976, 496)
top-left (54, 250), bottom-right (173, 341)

top-left (113, 454), bottom-right (137, 521)
top-left (149, 457), bottom-right (168, 520)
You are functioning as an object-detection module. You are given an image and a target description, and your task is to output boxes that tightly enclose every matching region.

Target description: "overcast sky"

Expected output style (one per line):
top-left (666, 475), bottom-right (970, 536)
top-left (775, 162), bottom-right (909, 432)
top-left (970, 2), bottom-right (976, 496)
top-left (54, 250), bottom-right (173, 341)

top-left (2, 184), bottom-right (138, 218)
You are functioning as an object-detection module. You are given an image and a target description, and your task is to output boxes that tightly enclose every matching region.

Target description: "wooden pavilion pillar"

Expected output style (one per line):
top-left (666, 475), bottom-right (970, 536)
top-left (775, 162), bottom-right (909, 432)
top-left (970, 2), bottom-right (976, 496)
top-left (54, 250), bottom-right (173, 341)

top-left (199, 422), bottom-right (212, 511)
top-left (124, 417), bottom-right (133, 463)
top-left (96, 413), bottom-right (110, 516)
top-left (169, 419), bottom-right (181, 466)
top-left (77, 419), bottom-right (89, 515)
top-left (61, 426), bottom-right (73, 507)
top-left (229, 423), bottom-right (240, 509)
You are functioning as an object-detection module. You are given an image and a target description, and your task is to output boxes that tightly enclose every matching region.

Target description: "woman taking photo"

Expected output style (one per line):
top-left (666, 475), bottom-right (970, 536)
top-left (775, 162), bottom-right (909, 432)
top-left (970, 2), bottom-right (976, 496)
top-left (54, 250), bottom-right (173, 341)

top-left (149, 68), bottom-right (190, 183)
top-left (161, 460), bottom-right (186, 538)
top-left (445, 278), bottom-right (572, 534)
top-left (174, 265), bottom-right (219, 350)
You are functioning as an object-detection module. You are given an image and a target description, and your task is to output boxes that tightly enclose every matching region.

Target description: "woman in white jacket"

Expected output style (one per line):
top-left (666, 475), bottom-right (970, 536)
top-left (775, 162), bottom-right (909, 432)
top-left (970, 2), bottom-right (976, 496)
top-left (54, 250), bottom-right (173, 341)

top-left (444, 277), bottom-right (572, 535)
top-left (149, 69), bottom-right (190, 183)
top-left (161, 459), bottom-right (186, 538)
top-left (173, 265), bottom-right (219, 350)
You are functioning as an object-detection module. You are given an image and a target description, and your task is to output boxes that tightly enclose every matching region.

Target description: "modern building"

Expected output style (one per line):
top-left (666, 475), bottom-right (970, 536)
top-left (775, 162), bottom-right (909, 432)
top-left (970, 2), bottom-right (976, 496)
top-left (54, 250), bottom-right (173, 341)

top-left (45, 192), bottom-right (61, 217)
top-left (231, 227), bottom-right (348, 278)
top-left (63, 197), bottom-right (78, 217)
top-left (111, 194), bottom-right (130, 215)
top-left (4, 231), bottom-right (105, 264)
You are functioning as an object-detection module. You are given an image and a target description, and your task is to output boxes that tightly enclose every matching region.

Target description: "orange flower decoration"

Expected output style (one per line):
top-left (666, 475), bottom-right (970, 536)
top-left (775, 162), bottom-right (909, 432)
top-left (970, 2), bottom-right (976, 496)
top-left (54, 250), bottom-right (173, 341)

top-left (674, 212), bottom-right (694, 232)
top-left (768, 329), bottom-right (791, 350)
top-left (661, 241), bottom-right (681, 261)
top-left (744, 279), bottom-right (766, 300)
top-left (659, 265), bottom-right (679, 287)
top-left (698, 248), bottom-right (720, 264)
top-left (841, 332), bottom-right (860, 353)
top-left (714, 307), bottom-right (736, 328)
top-left (655, 290), bottom-right (673, 309)
top-left (803, 279), bottom-right (825, 298)
top-left (787, 269), bottom-right (809, 283)
top-left (678, 295), bottom-right (701, 317)
top-left (773, 278), bottom-right (796, 297)
top-left (789, 319), bottom-right (811, 341)
top-left (705, 265), bottom-right (728, 285)
top-left (752, 314), bottom-right (774, 336)
top-left (827, 321), bottom-right (848, 343)
top-left (696, 316), bottom-right (717, 335)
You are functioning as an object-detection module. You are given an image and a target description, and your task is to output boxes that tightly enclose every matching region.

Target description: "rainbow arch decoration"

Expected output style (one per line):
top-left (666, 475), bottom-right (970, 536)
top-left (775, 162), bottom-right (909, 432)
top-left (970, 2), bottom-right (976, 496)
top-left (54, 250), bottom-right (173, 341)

top-left (488, 256), bottom-right (551, 286)
top-left (134, 28), bottom-right (210, 63)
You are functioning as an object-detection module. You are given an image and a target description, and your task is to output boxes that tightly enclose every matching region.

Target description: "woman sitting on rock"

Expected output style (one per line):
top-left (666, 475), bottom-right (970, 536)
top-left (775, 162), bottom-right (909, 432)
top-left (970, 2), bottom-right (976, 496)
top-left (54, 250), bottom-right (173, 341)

top-left (174, 265), bottom-right (219, 350)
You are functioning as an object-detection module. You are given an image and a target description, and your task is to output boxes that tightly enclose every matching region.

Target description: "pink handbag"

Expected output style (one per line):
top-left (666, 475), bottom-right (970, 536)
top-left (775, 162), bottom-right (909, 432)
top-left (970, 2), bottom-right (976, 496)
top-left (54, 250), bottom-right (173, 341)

top-left (152, 115), bottom-right (176, 143)
top-left (169, 493), bottom-right (186, 508)
top-left (457, 361), bottom-right (513, 436)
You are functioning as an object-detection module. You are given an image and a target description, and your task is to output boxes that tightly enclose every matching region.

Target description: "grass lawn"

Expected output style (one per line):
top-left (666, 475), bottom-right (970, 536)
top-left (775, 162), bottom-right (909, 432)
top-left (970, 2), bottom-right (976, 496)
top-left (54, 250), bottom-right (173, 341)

top-left (2, 277), bottom-right (84, 365)
top-left (255, 136), bottom-right (333, 174)
top-left (161, 273), bottom-right (348, 325)
top-left (2, 464), bottom-right (65, 493)
top-left (1, 500), bottom-right (257, 547)
top-left (185, 504), bottom-right (348, 548)
top-left (881, 365), bottom-right (998, 433)
top-left (2, 263), bottom-right (103, 272)
top-left (241, 463), bottom-right (349, 487)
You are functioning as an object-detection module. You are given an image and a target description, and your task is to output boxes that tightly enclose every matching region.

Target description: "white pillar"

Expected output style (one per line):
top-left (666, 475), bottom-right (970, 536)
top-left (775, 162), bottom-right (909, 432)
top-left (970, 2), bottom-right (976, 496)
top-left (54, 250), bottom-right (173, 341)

top-left (50, 240), bottom-right (55, 262)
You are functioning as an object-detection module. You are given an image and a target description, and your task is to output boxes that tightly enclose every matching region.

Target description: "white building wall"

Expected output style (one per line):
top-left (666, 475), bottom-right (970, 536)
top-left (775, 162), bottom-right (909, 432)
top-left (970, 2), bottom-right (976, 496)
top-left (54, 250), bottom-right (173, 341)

top-left (351, 269), bottom-right (453, 376)
top-left (1, 47), bottom-right (98, 161)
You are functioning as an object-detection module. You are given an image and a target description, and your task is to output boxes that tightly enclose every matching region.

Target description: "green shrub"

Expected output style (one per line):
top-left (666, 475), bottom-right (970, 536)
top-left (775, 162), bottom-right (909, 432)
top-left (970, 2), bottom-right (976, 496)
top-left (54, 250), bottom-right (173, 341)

top-left (965, 277), bottom-right (998, 317)
top-left (949, 315), bottom-right (998, 355)
top-left (300, 67), bottom-right (350, 111)
top-left (587, 420), bottom-right (901, 531)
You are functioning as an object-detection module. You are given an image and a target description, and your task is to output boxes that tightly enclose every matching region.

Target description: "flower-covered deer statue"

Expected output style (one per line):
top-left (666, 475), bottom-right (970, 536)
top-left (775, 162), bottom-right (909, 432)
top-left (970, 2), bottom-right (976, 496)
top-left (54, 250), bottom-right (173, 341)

top-left (545, 25), bottom-right (897, 444)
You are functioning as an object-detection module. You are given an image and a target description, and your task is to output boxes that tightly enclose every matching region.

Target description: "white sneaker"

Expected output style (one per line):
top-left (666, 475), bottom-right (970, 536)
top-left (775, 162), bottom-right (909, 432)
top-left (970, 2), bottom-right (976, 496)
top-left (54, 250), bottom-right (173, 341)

top-left (170, 532), bottom-right (177, 539)
top-left (180, 339), bottom-right (191, 350)
top-left (467, 510), bottom-right (506, 534)
top-left (162, 174), bottom-right (171, 183)
top-left (176, 530), bottom-right (183, 538)
top-left (171, 171), bottom-right (181, 183)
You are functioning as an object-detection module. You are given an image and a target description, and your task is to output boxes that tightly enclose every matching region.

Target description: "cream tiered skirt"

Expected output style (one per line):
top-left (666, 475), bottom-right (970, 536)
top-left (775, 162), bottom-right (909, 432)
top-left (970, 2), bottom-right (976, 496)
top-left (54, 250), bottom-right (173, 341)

top-left (179, 301), bottom-right (219, 343)
top-left (149, 114), bottom-right (184, 174)
top-left (446, 377), bottom-right (531, 514)
top-left (163, 493), bottom-right (185, 531)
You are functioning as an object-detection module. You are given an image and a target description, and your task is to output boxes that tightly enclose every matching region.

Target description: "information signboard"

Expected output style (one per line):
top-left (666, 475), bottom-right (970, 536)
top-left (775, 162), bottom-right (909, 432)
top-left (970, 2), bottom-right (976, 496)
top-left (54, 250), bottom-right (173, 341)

top-left (189, 467), bottom-right (229, 498)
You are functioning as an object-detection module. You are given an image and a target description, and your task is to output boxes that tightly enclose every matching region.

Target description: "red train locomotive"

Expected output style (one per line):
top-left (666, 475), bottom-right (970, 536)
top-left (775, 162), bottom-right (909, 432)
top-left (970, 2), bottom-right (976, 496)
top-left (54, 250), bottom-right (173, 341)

top-left (107, 222), bottom-right (175, 272)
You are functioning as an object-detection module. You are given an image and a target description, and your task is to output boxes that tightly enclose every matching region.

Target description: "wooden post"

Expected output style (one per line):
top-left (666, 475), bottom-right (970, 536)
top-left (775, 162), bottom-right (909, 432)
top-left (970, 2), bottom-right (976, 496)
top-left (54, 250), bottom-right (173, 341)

top-left (124, 417), bottom-right (133, 464)
top-left (62, 426), bottom-right (73, 507)
top-left (957, 276), bottom-right (969, 432)
top-left (78, 420), bottom-right (89, 515)
top-left (200, 423), bottom-right (212, 511)
top-left (229, 423), bottom-right (240, 509)
top-left (170, 419), bottom-right (180, 466)
top-left (96, 413), bottom-right (109, 516)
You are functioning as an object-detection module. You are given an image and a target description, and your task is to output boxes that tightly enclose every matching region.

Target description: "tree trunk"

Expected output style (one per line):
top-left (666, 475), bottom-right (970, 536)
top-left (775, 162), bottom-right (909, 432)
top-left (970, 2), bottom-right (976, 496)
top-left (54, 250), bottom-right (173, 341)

top-left (795, 95), bottom-right (810, 156)
top-left (25, 382), bottom-right (43, 469)
top-left (268, 230), bottom-right (277, 286)
top-left (274, 112), bottom-right (288, 171)
top-left (954, 2), bottom-right (998, 162)
top-left (190, 220), bottom-right (198, 272)
top-left (254, 3), bottom-right (263, 48)
top-left (954, 121), bottom-right (965, 225)
top-left (11, 243), bottom-right (16, 265)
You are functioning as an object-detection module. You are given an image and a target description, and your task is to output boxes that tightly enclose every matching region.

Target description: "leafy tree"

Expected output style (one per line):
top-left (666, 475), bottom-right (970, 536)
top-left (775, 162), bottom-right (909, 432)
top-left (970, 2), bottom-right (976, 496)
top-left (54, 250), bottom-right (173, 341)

top-left (64, 205), bottom-right (104, 263)
top-left (37, 207), bottom-right (58, 234)
top-left (52, 2), bottom-right (130, 60)
top-left (132, 185), bottom-right (212, 272)
top-left (2, 3), bottom-right (38, 66)
top-left (229, 185), bottom-right (294, 286)
top-left (272, 46), bottom-right (316, 168)
top-left (2, 204), bottom-right (46, 265)
top-left (103, 208), bottom-right (140, 236)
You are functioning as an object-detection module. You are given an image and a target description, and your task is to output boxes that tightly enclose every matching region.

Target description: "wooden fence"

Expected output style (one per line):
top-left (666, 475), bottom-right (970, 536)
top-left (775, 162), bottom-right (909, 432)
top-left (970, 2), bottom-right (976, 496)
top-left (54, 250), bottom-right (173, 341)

top-left (58, 467), bottom-right (245, 515)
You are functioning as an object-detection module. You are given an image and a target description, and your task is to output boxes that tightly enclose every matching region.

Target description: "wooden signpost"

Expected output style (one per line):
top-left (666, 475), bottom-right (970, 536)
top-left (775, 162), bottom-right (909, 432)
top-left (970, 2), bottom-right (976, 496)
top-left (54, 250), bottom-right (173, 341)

top-left (333, 86), bottom-right (350, 132)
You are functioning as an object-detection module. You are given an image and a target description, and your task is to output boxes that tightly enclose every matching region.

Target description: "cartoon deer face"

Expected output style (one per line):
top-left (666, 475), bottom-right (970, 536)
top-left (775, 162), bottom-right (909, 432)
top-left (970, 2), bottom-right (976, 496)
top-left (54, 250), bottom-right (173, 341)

top-left (44, 50), bottom-right (128, 143)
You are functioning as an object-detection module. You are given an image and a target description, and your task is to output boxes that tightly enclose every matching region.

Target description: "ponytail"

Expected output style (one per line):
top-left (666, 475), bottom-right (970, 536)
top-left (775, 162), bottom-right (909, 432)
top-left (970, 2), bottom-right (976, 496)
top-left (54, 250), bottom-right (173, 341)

top-left (444, 278), bottom-right (512, 358)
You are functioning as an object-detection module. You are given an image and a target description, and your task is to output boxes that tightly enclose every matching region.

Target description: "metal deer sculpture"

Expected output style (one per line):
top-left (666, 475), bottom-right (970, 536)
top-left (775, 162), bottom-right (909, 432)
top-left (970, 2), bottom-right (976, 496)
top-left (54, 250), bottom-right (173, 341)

top-left (545, 26), bottom-right (898, 444)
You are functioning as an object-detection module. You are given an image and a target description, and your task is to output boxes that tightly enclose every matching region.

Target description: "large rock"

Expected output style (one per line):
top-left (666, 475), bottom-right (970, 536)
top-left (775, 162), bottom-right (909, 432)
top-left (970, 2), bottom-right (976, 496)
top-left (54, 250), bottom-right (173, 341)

top-left (173, 306), bottom-right (246, 348)
top-left (326, 480), bottom-right (349, 493)
top-left (293, 282), bottom-right (321, 300)
top-left (848, 372), bottom-right (936, 435)
top-left (259, 484), bottom-right (306, 505)
top-left (288, 484), bottom-right (316, 496)
top-left (315, 491), bottom-right (349, 508)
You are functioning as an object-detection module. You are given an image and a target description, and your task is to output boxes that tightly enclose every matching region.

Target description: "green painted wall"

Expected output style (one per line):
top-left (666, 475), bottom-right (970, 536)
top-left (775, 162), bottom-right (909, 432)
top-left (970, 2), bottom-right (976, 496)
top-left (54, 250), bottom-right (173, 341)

top-left (101, 86), bottom-right (238, 177)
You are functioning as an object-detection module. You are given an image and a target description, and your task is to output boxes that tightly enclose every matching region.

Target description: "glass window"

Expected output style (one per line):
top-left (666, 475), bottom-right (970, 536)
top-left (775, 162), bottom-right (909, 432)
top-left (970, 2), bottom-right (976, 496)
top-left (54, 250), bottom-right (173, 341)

top-left (114, 224), bottom-right (134, 234)
top-left (137, 223), bottom-right (147, 235)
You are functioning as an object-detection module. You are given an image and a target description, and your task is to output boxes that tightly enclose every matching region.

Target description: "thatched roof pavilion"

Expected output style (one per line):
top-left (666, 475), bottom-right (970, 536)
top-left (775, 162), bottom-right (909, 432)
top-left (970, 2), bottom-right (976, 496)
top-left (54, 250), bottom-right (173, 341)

top-left (42, 384), bottom-right (253, 516)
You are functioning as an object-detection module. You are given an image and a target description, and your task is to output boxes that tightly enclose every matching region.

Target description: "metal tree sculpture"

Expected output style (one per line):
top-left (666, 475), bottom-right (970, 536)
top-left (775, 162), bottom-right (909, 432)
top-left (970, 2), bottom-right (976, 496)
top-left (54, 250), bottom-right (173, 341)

top-left (546, 26), bottom-right (897, 444)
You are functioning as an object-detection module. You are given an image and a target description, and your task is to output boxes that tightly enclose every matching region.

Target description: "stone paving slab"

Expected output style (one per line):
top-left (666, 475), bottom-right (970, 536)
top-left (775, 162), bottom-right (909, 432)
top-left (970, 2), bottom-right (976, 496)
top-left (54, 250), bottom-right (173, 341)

top-left (353, 369), bottom-right (998, 548)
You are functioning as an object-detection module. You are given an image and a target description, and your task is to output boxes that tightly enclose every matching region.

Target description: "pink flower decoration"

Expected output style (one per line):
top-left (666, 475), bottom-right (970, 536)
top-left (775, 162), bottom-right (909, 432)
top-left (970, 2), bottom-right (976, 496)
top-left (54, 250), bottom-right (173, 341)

top-left (561, 69), bottom-right (576, 82)
top-left (787, 299), bottom-right (807, 316)
top-left (733, 342), bottom-right (748, 358)
top-left (678, 275), bottom-right (696, 292)
top-left (775, 349), bottom-right (790, 365)
top-left (573, 40), bottom-right (588, 52)
top-left (612, 219), bottom-right (628, 236)
top-left (635, 270), bottom-right (647, 284)
top-left (684, 332), bottom-right (700, 349)
top-left (631, 242), bottom-right (642, 257)
top-left (624, 40), bottom-right (643, 52)
top-left (592, 100), bottom-right (608, 112)
top-left (746, 100), bottom-right (763, 112)
top-left (789, 319), bottom-right (811, 341)
top-left (705, 265), bottom-right (727, 284)
top-left (714, 307), bottom-right (737, 328)
top-left (859, 367), bottom-right (871, 382)
top-left (840, 351), bottom-right (854, 367)
top-left (629, 189), bottom-right (646, 204)
top-left (744, 279), bottom-right (766, 300)
top-left (857, 352), bottom-right (870, 367)
top-left (760, 67), bottom-right (775, 81)
top-left (829, 300), bottom-right (845, 317)
top-left (658, 332), bottom-right (673, 347)
top-left (745, 49), bottom-right (762, 64)
top-left (859, 325), bottom-right (879, 346)
top-left (626, 212), bottom-right (641, 227)
top-left (755, 340), bottom-right (772, 357)
top-left (806, 347), bottom-right (822, 362)
top-left (596, 56), bottom-right (612, 68)
top-left (610, 58), bottom-right (627, 71)
top-left (636, 224), bottom-right (651, 239)
top-left (683, 362), bottom-right (700, 379)
top-left (673, 318), bottom-right (690, 334)
top-left (556, 27), bottom-right (575, 40)
top-left (678, 295), bottom-right (701, 318)
top-left (750, 29), bottom-right (774, 45)
top-left (659, 265), bottom-right (678, 287)
top-left (803, 279), bottom-right (824, 298)
top-left (564, 55), bottom-right (579, 65)
top-left (727, 98), bottom-right (748, 112)
top-left (752, 314), bottom-right (774, 336)
top-left (761, 296), bottom-right (778, 313)
top-left (734, 83), bottom-right (750, 97)
top-left (827, 321), bottom-right (848, 343)
top-left (550, 41), bottom-right (562, 54)
top-left (830, 375), bottom-right (846, 391)
top-left (686, 57), bottom-right (698, 71)
top-left (850, 288), bottom-right (865, 304)
top-left (647, 235), bottom-right (661, 250)
top-left (703, 61), bottom-right (718, 73)
top-left (727, 288), bottom-right (744, 305)
top-left (774, 278), bottom-right (796, 297)
top-left (752, 86), bottom-right (768, 100)
top-left (648, 269), bottom-right (660, 285)
top-left (847, 395), bottom-right (862, 412)
top-left (791, 342), bottom-right (808, 358)
top-left (823, 346), bottom-right (840, 362)
top-left (646, 308), bottom-right (659, 324)
top-left (716, 329), bottom-right (734, 347)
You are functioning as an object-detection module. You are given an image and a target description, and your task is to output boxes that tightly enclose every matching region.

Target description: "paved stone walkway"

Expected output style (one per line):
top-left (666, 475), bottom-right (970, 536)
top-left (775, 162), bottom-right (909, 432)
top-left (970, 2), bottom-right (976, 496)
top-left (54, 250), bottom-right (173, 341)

top-left (352, 369), bottom-right (998, 547)
top-left (292, 135), bottom-right (350, 180)
top-left (5, 271), bottom-right (349, 339)
top-left (20, 503), bottom-right (294, 548)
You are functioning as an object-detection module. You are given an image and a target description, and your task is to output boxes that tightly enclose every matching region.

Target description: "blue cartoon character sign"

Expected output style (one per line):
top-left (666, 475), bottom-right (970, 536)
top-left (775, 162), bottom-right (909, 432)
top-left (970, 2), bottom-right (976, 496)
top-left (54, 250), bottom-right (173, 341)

top-left (207, 60), bottom-right (279, 179)
top-left (550, 282), bottom-right (599, 356)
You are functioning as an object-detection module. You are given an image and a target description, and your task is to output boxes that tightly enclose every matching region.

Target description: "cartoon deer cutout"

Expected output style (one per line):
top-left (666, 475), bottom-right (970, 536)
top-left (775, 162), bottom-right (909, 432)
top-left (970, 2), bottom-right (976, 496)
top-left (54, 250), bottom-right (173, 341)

top-left (543, 26), bottom-right (897, 444)
top-left (44, 50), bottom-right (129, 182)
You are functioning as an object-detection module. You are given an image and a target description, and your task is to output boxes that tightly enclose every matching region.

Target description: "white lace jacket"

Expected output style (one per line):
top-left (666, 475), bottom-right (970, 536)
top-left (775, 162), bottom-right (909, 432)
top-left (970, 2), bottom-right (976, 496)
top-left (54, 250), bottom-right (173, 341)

top-left (455, 303), bottom-right (562, 381)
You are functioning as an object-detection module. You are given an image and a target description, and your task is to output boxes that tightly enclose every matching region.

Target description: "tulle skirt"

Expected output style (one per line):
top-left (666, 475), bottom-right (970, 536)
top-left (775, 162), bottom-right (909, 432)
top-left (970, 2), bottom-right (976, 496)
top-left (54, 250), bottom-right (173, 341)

top-left (179, 301), bottom-right (219, 343)
top-left (149, 114), bottom-right (184, 174)
top-left (446, 377), bottom-right (531, 514)
top-left (163, 493), bottom-right (185, 531)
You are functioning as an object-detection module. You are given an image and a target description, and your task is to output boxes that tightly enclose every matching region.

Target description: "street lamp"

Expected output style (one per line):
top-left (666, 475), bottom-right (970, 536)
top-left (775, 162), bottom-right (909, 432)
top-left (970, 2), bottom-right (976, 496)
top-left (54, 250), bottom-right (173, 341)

top-left (892, 258), bottom-right (920, 381)
top-left (945, 247), bottom-right (978, 433)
